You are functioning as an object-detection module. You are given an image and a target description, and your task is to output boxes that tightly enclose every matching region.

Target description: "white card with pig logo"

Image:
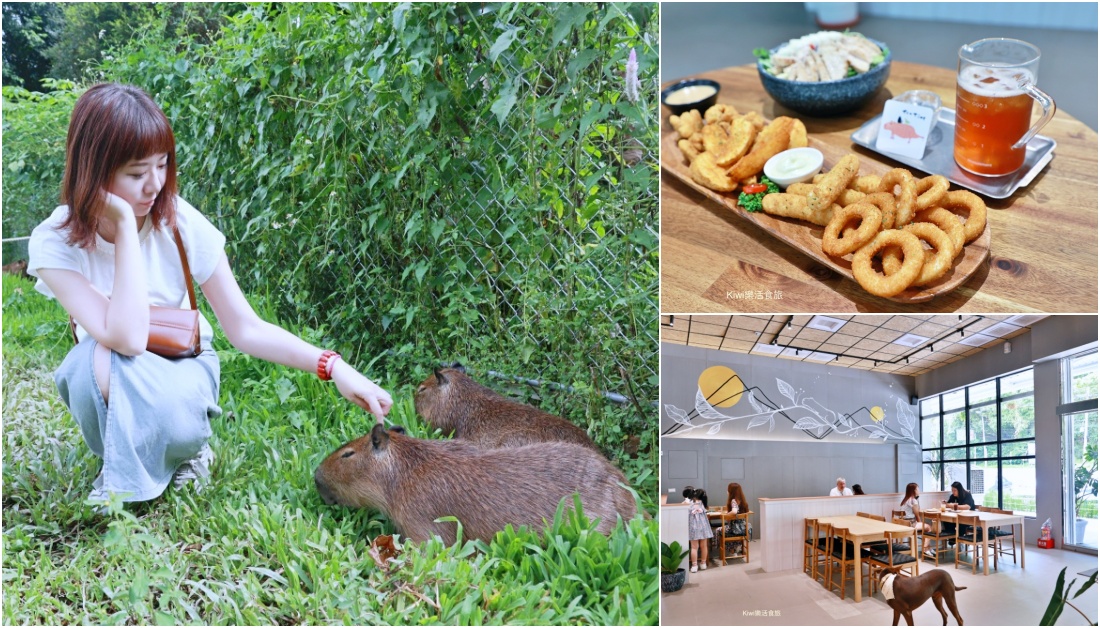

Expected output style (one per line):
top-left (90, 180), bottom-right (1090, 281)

top-left (874, 99), bottom-right (936, 160)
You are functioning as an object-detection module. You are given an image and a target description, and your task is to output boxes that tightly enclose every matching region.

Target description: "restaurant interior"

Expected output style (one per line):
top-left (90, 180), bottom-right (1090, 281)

top-left (659, 314), bottom-right (1098, 625)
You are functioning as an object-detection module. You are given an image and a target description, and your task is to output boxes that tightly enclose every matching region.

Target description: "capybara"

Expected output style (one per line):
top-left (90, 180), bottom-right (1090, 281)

top-left (314, 423), bottom-right (636, 544)
top-left (413, 364), bottom-right (599, 452)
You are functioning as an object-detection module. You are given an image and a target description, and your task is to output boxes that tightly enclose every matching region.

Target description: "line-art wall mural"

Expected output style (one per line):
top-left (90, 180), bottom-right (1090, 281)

top-left (663, 365), bottom-right (918, 444)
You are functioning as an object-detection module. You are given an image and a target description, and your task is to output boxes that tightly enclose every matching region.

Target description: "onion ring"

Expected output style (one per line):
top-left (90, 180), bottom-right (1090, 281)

top-left (876, 168), bottom-right (917, 227)
top-left (852, 175), bottom-right (882, 194)
top-left (822, 203), bottom-right (883, 257)
top-left (860, 192), bottom-right (898, 231)
top-left (913, 207), bottom-right (965, 258)
top-left (808, 154), bottom-right (860, 214)
top-left (914, 175), bottom-right (949, 210)
top-left (938, 189), bottom-right (987, 243)
top-left (851, 230), bottom-right (924, 298)
top-left (881, 222), bottom-right (955, 287)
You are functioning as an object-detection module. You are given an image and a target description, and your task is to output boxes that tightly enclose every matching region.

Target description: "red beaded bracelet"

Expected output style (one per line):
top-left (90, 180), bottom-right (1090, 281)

top-left (317, 350), bottom-right (341, 381)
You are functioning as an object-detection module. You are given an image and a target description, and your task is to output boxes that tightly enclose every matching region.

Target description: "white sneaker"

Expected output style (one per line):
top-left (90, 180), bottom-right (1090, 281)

top-left (690, 564), bottom-right (698, 573)
top-left (700, 562), bottom-right (708, 571)
top-left (173, 443), bottom-right (214, 491)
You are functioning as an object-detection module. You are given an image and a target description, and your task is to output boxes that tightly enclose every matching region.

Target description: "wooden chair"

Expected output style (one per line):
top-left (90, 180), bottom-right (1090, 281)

top-left (867, 527), bottom-right (919, 595)
top-left (991, 508), bottom-right (1017, 565)
top-left (857, 511), bottom-right (886, 521)
top-left (804, 518), bottom-right (829, 583)
top-left (826, 526), bottom-right (862, 600)
top-left (955, 513), bottom-right (997, 574)
top-left (921, 512), bottom-right (955, 567)
top-left (891, 509), bottom-right (908, 520)
top-left (718, 511), bottom-right (750, 565)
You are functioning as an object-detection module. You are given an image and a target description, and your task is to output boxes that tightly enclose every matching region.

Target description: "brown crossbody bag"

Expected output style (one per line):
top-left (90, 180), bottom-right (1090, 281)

top-left (69, 226), bottom-right (202, 359)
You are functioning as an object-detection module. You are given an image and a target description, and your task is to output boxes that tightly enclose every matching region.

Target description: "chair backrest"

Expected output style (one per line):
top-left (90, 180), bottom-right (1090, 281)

top-left (722, 511), bottom-right (749, 541)
top-left (994, 508), bottom-right (1014, 515)
top-left (864, 513), bottom-right (886, 521)
top-left (892, 517), bottom-right (910, 527)
top-left (857, 511), bottom-right (873, 519)
top-left (891, 509), bottom-right (907, 518)
top-left (956, 512), bottom-right (981, 537)
top-left (831, 526), bottom-right (851, 559)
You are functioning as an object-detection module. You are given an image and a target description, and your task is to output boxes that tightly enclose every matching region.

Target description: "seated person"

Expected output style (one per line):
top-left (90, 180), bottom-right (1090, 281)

top-left (851, 484), bottom-right (866, 495)
top-left (829, 477), bottom-right (853, 496)
top-left (941, 481), bottom-right (976, 539)
top-left (723, 482), bottom-right (752, 555)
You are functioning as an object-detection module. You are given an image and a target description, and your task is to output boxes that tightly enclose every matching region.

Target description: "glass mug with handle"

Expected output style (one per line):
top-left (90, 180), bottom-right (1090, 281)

top-left (953, 38), bottom-right (1056, 176)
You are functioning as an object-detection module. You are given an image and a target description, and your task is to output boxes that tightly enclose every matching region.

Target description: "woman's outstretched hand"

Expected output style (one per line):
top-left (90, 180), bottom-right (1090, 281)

top-left (330, 360), bottom-right (393, 421)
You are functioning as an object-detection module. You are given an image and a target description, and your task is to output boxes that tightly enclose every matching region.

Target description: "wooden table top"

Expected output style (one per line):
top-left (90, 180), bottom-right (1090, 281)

top-left (923, 509), bottom-right (1023, 524)
top-left (817, 514), bottom-right (913, 540)
top-left (661, 61), bottom-right (1099, 313)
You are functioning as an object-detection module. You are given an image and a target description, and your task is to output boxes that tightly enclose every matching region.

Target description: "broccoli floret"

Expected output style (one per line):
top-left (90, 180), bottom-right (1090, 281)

top-left (737, 176), bottom-right (780, 213)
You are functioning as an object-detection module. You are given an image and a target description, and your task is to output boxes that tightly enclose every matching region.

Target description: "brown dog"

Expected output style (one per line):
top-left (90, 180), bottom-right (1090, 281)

top-left (880, 569), bottom-right (966, 626)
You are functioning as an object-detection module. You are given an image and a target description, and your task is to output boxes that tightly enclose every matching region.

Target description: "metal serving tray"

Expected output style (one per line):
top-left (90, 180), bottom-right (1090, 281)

top-left (850, 108), bottom-right (1056, 199)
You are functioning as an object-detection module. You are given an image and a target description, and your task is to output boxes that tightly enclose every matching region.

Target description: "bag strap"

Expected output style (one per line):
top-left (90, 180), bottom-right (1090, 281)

top-left (69, 224), bottom-right (195, 343)
top-left (172, 226), bottom-right (197, 311)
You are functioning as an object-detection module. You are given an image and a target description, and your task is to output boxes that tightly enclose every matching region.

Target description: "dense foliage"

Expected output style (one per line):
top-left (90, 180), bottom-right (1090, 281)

top-left (3, 2), bottom-right (658, 466)
top-left (2, 274), bottom-right (658, 625)
top-left (2, 3), bottom-right (659, 624)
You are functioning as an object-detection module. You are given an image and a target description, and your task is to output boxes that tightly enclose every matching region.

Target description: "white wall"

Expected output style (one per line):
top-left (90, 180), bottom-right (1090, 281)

top-left (858, 2), bottom-right (1098, 31)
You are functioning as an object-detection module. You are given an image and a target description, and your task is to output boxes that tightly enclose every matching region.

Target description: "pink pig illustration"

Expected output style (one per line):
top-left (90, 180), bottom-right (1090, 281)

top-left (883, 119), bottom-right (923, 142)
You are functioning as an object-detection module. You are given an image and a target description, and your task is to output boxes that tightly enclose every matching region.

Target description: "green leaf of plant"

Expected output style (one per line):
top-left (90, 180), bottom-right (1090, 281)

top-left (491, 78), bottom-right (519, 127)
top-left (566, 49), bottom-right (600, 83)
top-left (489, 27), bottom-right (520, 62)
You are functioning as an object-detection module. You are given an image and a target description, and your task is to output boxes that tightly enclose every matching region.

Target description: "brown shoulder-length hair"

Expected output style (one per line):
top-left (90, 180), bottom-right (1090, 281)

top-left (726, 482), bottom-right (748, 512)
top-left (59, 83), bottom-right (178, 248)
top-left (901, 482), bottom-right (919, 506)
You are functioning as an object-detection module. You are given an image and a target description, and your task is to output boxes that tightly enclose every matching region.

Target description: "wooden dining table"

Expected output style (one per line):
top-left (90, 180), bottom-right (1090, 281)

top-left (661, 61), bottom-right (1099, 313)
top-left (815, 514), bottom-right (917, 603)
top-left (925, 508), bottom-right (1026, 576)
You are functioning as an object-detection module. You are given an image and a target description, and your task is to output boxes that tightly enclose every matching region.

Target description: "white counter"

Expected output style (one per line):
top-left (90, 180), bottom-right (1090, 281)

top-left (660, 502), bottom-right (691, 572)
top-left (758, 491), bottom-right (950, 573)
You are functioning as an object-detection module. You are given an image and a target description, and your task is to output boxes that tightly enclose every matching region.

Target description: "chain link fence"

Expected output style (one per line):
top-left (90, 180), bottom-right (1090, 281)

top-left (2, 3), bottom-right (659, 452)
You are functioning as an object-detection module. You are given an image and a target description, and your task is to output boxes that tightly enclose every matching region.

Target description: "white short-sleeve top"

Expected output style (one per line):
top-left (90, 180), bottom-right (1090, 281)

top-left (27, 196), bottom-right (226, 345)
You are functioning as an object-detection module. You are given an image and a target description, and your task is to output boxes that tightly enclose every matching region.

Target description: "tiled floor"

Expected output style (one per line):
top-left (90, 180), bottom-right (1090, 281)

top-left (661, 540), bottom-right (1100, 626)
top-left (661, 3), bottom-right (1099, 131)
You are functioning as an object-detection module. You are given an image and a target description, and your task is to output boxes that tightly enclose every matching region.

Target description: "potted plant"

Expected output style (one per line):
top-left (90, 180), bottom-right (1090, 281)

top-left (661, 541), bottom-right (690, 593)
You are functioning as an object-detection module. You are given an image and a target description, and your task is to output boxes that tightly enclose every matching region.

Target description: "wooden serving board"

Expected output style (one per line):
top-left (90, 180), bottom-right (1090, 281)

top-left (660, 130), bottom-right (991, 303)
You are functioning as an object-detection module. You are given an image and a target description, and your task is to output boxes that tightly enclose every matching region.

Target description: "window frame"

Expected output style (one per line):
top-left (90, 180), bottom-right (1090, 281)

top-left (920, 366), bottom-right (1035, 513)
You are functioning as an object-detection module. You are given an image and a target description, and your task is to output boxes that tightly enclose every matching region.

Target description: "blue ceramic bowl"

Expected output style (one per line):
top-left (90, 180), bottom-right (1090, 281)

top-left (661, 79), bottom-right (721, 116)
top-left (757, 37), bottom-right (891, 117)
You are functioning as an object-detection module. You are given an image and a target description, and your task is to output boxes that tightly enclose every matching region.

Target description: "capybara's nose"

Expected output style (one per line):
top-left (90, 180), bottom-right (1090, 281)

top-left (314, 469), bottom-right (336, 505)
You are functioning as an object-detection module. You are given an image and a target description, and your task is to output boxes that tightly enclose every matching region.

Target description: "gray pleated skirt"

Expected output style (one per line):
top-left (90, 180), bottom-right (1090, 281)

top-left (54, 339), bottom-right (222, 502)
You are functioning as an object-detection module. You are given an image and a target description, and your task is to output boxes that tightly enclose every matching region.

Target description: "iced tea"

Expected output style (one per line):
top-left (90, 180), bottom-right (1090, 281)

top-left (953, 65), bottom-right (1034, 176)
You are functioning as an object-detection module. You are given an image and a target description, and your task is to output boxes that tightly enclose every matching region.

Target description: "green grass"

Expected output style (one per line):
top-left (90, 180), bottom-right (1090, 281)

top-left (2, 274), bottom-right (658, 625)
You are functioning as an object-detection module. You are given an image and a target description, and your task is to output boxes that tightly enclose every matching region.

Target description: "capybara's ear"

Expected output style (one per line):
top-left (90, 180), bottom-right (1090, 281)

top-left (388, 426), bottom-right (406, 435)
top-left (370, 423), bottom-right (391, 451)
top-left (434, 368), bottom-right (448, 384)
top-left (451, 361), bottom-right (466, 373)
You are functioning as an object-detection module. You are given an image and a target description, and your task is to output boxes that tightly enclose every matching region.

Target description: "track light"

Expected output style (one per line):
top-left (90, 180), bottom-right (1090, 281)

top-left (906, 357), bottom-right (909, 364)
top-left (787, 319), bottom-right (792, 329)
top-left (929, 344), bottom-right (934, 352)
top-left (960, 330), bottom-right (964, 337)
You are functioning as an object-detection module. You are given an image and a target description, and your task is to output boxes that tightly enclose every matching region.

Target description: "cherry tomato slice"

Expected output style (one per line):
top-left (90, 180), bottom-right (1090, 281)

top-left (743, 183), bottom-right (768, 194)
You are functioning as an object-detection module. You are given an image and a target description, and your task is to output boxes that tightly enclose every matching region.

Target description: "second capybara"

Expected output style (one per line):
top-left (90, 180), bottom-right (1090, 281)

top-left (413, 364), bottom-right (600, 452)
top-left (314, 423), bottom-right (636, 544)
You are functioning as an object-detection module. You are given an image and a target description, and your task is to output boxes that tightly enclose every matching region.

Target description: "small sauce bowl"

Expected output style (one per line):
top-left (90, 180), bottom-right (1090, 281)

top-left (661, 79), bottom-right (721, 116)
top-left (763, 147), bottom-right (824, 188)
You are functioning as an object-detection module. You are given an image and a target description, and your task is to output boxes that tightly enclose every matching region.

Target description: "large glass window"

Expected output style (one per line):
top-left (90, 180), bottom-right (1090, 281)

top-left (1063, 349), bottom-right (1098, 550)
top-left (920, 367), bottom-right (1035, 516)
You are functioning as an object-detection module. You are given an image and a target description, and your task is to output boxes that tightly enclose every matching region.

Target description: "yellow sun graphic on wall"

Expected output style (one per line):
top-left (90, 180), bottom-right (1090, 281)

top-left (870, 406), bottom-right (885, 422)
top-left (698, 365), bottom-right (745, 408)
